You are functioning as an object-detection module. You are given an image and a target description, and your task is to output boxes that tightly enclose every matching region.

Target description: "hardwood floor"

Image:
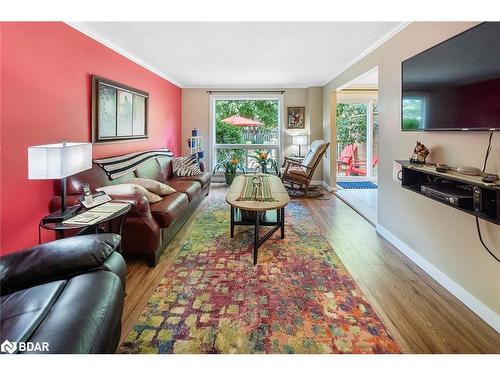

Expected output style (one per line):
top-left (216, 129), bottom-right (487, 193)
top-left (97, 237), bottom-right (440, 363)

top-left (120, 183), bottom-right (500, 353)
top-left (335, 186), bottom-right (378, 224)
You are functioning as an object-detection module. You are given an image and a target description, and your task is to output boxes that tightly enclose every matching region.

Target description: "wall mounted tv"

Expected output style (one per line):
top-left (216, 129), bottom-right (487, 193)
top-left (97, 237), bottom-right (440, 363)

top-left (402, 22), bottom-right (500, 131)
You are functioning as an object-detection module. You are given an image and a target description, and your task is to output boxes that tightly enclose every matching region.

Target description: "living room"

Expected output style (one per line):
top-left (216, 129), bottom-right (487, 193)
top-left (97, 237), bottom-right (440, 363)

top-left (1, 1), bottom-right (499, 373)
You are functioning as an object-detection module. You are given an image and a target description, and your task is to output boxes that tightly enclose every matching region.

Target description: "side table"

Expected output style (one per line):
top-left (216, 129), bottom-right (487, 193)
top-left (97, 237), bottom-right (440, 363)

top-left (39, 202), bottom-right (131, 252)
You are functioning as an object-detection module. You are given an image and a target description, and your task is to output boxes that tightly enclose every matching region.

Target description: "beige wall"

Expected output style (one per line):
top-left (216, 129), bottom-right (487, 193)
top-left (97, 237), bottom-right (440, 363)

top-left (322, 22), bottom-right (500, 317)
top-left (182, 89), bottom-right (210, 158)
top-left (337, 90), bottom-right (378, 102)
top-left (182, 87), bottom-right (323, 179)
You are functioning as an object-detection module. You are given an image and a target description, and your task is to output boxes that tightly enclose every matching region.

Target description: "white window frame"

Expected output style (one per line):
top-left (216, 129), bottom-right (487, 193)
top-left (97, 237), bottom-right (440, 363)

top-left (209, 93), bottom-right (284, 174)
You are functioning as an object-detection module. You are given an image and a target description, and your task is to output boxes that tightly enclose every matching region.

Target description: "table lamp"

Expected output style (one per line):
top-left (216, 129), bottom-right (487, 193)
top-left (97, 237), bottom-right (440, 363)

top-left (28, 141), bottom-right (92, 222)
top-left (293, 135), bottom-right (308, 157)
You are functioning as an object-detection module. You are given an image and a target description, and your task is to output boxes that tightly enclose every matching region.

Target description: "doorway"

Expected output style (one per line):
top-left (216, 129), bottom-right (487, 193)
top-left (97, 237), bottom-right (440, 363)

top-left (335, 68), bottom-right (379, 224)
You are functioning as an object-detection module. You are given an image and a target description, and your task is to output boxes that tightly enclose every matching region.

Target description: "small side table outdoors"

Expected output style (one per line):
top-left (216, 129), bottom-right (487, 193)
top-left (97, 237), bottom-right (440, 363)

top-left (39, 202), bottom-right (131, 252)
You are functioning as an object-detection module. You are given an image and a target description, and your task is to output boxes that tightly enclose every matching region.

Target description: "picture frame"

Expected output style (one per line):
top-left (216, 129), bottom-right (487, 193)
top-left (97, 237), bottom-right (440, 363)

top-left (91, 75), bottom-right (149, 143)
top-left (287, 106), bottom-right (305, 129)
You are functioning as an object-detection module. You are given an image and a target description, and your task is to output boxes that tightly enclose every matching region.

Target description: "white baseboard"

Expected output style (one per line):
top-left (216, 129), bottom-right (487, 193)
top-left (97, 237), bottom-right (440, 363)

top-left (321, 181), bottom-right (337, 192)
top-left (375, 224), bottom-right (500, 333)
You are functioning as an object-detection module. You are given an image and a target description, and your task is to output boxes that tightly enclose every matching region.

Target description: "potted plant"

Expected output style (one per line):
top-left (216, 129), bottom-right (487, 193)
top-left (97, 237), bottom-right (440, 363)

top-left (249, 150), bottom-right (278, 174)
top-left (213, 154), bottom-right (246, 185)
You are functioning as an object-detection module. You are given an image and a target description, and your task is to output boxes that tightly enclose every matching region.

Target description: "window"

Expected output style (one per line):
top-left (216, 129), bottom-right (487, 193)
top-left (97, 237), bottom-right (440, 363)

top-left (210, 95), bottom-right (283, 174)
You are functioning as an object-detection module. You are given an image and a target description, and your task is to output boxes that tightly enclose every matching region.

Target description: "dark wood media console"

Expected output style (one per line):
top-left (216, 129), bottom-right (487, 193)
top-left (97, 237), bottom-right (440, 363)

top-left (398, 160), bottom-right (500, 225)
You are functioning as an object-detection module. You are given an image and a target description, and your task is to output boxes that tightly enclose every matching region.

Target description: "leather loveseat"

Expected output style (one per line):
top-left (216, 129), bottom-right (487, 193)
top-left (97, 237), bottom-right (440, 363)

top-left (49, 151), bottom-right (211, 266)
top-left (0, 234), bottom-right (125, 354)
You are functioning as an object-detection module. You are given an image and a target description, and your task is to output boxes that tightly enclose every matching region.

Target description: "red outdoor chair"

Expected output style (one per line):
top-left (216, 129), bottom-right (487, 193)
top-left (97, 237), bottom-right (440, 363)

top-left (346, 155), bottom-right (379, 176)
top-left (337, 144), bottom-right (358, 172)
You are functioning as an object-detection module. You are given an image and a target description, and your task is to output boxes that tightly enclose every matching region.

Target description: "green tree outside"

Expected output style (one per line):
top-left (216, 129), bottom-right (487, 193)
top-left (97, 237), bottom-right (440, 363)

top-left (336, 102), bottom-right (378, 147)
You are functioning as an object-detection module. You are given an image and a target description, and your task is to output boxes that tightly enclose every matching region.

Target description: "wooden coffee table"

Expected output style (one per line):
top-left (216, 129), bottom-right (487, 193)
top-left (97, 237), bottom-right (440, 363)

top-left (225, 174), bottom-right (290, 265)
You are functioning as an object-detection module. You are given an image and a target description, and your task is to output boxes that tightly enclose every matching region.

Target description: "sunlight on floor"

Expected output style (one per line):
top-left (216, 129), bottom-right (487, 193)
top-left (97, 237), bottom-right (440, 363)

top-left (335, 187), bottom-right (378, 224)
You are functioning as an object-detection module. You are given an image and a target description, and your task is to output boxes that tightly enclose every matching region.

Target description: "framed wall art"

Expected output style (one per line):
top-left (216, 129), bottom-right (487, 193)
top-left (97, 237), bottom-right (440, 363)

top-left (287, 106), bottom-right (305, 129)
top-left (92, 75), bottom-right (149, 143)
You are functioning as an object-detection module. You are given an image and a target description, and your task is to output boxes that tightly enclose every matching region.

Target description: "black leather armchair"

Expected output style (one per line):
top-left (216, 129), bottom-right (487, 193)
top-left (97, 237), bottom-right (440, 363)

top-left (0, 234), bottom-right (126, 354)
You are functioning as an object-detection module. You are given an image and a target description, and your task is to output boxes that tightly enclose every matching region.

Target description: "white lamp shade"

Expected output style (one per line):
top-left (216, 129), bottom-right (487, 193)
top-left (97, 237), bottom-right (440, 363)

top-left (28, 142), bottom-right (92, 180)
top-left (293, 135), bottom-right (308, 146)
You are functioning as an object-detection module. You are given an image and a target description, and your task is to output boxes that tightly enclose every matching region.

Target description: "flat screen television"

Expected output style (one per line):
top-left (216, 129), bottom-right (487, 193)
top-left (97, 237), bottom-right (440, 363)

top-left (402, 22), bottom-right (500, 131)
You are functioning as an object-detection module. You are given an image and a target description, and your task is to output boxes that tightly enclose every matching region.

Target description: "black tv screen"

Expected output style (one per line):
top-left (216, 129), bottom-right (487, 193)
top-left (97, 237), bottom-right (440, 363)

top-left (402, 22), bottom-right (500, 131)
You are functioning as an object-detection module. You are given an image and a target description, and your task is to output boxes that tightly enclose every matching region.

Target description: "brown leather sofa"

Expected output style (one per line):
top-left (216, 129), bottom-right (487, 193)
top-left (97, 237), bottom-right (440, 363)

top-left (50, 152), bottom-right (211, 266)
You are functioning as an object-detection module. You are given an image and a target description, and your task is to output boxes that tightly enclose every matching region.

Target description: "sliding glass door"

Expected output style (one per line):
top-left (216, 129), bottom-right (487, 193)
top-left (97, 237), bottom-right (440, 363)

top-left (336, 100), bottom-right (378, 182)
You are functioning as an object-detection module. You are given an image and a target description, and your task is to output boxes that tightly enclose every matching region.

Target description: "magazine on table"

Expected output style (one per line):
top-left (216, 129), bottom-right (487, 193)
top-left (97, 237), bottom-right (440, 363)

top-left (63, 202), bottom-right (129, 225)
top-left (89, 202), bottom-right (130, 213)
top-left (63, 212), bottom-right (103, 225)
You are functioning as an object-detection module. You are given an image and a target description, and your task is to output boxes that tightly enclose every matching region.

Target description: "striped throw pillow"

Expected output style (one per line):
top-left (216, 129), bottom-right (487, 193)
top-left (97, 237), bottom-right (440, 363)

top-left (172, 154), bottom-right (202, 177)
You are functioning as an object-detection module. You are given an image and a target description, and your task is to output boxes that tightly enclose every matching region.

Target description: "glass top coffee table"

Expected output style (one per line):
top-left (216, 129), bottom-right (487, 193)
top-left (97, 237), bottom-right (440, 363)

top-left (225, 174), bottom-right (290, 265)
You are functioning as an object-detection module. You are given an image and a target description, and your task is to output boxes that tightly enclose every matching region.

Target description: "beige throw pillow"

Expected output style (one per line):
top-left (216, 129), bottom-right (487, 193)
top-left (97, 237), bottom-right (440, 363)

top-left (96, 183), bottom-right (162, 204)
top-left (127, 178), bottom-right (176, 196)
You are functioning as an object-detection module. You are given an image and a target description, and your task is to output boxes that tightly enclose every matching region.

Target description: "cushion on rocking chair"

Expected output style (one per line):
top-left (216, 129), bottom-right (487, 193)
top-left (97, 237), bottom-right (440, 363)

top-left (281, 166), bottom-right (307, 176)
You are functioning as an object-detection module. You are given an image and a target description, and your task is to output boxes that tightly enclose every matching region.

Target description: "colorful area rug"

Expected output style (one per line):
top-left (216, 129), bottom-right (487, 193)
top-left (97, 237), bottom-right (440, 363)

top-left (119, 198), bottom-right (400, 354)
top-left (337, 182), bottom-right (378, 190)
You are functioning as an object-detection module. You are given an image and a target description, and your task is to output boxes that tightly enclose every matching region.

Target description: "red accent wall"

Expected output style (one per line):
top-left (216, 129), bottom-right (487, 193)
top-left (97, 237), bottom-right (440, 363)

top-left (0, 22), bottom-right (182, 255)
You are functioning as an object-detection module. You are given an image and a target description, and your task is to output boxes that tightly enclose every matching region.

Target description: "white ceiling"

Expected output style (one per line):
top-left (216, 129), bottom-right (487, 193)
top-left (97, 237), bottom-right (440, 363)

top-left (70, 22), bottom-right (404, 88)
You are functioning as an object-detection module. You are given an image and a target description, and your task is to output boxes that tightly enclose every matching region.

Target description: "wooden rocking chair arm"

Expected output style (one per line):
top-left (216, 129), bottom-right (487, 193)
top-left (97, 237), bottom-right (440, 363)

top-left (282, 156), bottom-right (302, 167)
top-left (284, 160), bottom-right (314, 170)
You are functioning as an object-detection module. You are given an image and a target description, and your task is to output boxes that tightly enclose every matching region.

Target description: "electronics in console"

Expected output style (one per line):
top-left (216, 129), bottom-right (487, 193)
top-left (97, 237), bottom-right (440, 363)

top-left (400, 160), bottom-right (499, 262)
top-left (420, 181), bottom-right (473, 208)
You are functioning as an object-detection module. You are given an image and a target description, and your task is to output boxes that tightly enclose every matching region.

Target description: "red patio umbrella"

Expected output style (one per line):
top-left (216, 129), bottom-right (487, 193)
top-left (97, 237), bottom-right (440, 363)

top-left (221, 115), bottom-right (262, 127)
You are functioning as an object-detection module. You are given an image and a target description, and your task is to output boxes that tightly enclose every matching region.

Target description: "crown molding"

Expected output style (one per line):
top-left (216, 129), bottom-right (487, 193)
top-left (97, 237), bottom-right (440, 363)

top-left (66, 21), bottom-right (410, 90)
top-left (322, 22), bottom-right (411, 86)
top-left (183, 84), bottom-right (311, 89)
top-left (65, 22), bottom-right (184, 88)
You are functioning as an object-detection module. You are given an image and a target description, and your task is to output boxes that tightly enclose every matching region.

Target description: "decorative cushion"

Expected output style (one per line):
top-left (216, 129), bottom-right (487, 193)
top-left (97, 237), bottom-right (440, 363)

top-left (172, 154), bottom-right (202, 177)
top-left (126, 178), bottom-right (176, 196)
top-left (280, 166), bottom-right (308, 178)
top-left (288, 166), bottom-right (308, 176)
top-left (96, 183), bottom-right (162, 203)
